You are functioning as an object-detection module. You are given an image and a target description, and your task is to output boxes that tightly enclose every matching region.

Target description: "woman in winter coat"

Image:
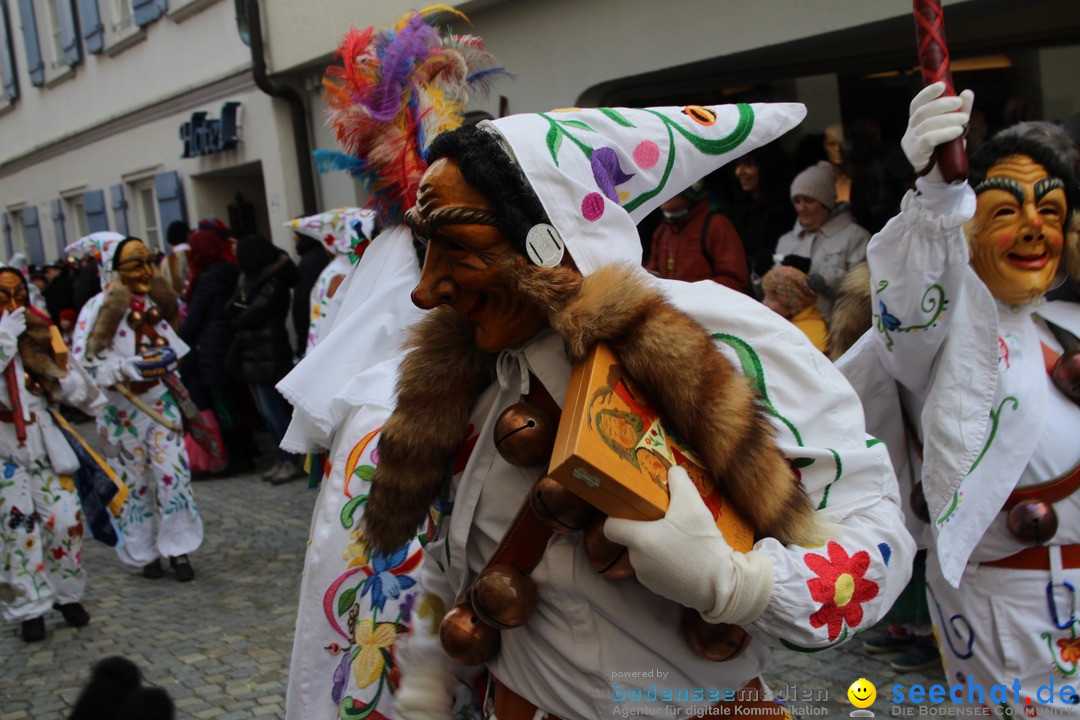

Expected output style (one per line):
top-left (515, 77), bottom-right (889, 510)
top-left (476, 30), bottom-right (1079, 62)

top-left (180, 230), bottom-right (254, 476)
top-left (224, 235), bottom-right (304, 484)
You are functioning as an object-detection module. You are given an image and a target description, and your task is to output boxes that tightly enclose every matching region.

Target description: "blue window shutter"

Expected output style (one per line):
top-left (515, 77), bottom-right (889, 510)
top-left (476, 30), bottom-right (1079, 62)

top-left (57, 0), bottom-right (79, 66)
top-left (132, 0), bottom-right (160, 27)
top-left (76, 0), bottom-right (102, 53)
top-left (16, 0), bottom-right (43, 87)
top-left (154, 171), bottom-right (186, 228)
top-left (22, 206), bottom-right (43, 266)
top-left (2, 212), bottom-right (12, 258)
top-left (110, 183), bottom-right (129, 235)
top-left (0, 1), bottom-right (18, 101)
top-left (154, 0), bottom-right (166, 17)
top-left (84, 189), bottom-right (108, 232)
top-left (51, 198), bottom-right (66, 256)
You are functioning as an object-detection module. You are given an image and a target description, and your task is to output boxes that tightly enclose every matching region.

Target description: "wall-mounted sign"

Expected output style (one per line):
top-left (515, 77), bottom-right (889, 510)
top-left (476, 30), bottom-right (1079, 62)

top-left (180, 101), bottom-right (241, 158)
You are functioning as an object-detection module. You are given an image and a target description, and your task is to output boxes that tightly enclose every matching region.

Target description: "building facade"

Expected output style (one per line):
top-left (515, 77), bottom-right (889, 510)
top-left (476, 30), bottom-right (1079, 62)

top-left (2, 0), bottom-right (1079, 264)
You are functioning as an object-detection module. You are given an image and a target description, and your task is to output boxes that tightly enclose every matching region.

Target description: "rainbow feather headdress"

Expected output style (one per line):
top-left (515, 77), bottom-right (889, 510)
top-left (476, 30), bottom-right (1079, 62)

top-left (314, 6), bottom-right (506, 225)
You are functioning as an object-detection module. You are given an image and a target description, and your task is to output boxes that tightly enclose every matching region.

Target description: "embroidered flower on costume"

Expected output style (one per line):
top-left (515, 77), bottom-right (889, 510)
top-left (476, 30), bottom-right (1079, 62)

top-left (344, 525), bottom-right (371, 569)
top-left (359, 545), bottom-right (422, 611)
top-left (352, 619), bottom-right (397, 688)
top-left (590, 146), bottom-right (635, 203)
top-left (805, 541), bottom-right (879, 641)
top-left (51, 547), bottom-right (67, 560)
top-left (1059, 637), bottom-right (1080, 665)
top-left (23, 537), bottom-right (35, 550)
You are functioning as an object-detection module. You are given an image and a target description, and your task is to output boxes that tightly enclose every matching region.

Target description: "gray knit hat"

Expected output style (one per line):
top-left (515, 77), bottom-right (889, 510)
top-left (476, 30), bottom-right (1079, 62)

top-left (790, 164), bottom-right (836, 209)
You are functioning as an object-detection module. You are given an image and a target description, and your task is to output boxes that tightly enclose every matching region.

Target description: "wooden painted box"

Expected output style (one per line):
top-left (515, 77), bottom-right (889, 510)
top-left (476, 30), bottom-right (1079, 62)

top-left (547, 342), bottom-right (753, 552)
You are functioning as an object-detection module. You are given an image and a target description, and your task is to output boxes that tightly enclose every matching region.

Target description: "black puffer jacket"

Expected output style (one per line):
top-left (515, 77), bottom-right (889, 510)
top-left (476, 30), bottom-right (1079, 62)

top-left (224, 236), bottom-right (298, 384)
top-left (181, 259), bottom-right (239, 386)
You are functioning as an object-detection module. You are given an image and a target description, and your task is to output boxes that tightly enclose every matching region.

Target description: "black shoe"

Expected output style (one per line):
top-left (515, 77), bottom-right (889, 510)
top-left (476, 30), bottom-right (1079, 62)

top-left (169, 555), bottom-right (195, 582)
top-left (142, 559), bottom-right (163, 579)
top-left (21, 616), bottom-right (45, 642)
top-left (53, 601), bottom-right (91, 627)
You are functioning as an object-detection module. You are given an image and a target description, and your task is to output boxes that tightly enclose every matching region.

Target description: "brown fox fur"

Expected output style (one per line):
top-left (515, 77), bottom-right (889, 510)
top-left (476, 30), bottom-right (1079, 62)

top-left (18, 309), bottom-right (65, 396)
top-left (86, 275), bottom-right (181, 358)
top-left (362, 307), bottom-right (494, 554)
top-left (827, 262), bottom-right (872, 361)
top-left (364, 258), bottom-right (825, 554)
top-left (506, 260), bottom-right (824, 547)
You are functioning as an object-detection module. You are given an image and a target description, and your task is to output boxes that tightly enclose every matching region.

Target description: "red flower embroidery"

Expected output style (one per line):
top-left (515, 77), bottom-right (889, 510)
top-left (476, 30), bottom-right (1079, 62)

top-left (1058, 637), bottom-right (1080, 665)
top-left (806, 541), bottom-right (879, 641)
top-left (51, 547), bottom-right (67, 560)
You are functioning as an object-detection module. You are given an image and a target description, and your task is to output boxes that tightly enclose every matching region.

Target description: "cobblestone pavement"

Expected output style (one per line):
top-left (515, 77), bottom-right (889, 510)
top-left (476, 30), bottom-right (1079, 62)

top-left (0, 431), bottom-right (948, 719)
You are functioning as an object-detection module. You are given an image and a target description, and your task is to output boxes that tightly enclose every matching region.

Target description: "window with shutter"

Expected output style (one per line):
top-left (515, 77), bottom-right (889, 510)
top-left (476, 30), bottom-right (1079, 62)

top-left (22, 206), bottom-right (44, 266)
top-left (111, 183), bottom-right (129, 235)
top-left (51, 198), bottom-right (66, 256)
top-left (16, 0), bottom-right (45, 86)
top-left (131, 0), bottom-right (161, 26)
top-left (76, 0), bottom-right (103, 53)
top-left (55, 0), bottom-right (80, 67)
top-left (0, 1), bottom-right (18, 102)
top-left (83, 189), bottom-right (108, 233)
top-left (154, 171), bottom-right (186, 232)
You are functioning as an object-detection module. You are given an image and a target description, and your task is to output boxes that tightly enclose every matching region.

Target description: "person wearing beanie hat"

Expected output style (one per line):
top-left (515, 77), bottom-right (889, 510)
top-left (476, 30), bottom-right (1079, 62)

top-left (365, 102), bottom-right (914, 719)
top-left (644, 180), bottom-right (750, 292)
top-left (773, 164), bottom-right (870, 317)
top-left (838, 84), bottom-right (1080, 705)
top-left (761, 265), bottom-right (828, 352)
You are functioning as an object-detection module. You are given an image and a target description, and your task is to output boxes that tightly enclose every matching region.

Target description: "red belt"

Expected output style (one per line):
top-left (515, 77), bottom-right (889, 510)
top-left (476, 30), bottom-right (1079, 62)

top-left (1003, 459), bottom-right (1080, 510)
top-left (984, 544), bottom-right (1080, 570)
top-left (492, 676), bottom-right (788, 720)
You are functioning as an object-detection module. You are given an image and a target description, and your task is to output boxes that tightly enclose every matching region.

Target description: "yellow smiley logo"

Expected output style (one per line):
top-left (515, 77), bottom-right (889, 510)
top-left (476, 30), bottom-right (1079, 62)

top-left (848, 678), bottom-right (876, 708)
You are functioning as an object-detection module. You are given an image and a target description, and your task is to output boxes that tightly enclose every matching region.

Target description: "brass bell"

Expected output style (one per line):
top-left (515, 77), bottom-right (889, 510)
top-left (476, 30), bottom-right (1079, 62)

top-left (136, 342), bottom-right (151, 353)
top-left (530, 476), bottom-right (596, 533)
top-left (126, 310), bottom-right (144, 329)
top-left (470, 564), bottom-right (538, 630)
top-left (582, 516), bottom-right (635, 579)
top-left (144, 306), bottom-right (163, 325)
top-left (152, 336), bottom-right (169, 348)
top-left (494, 401), bottom-right (556, 467)
top-left (1052, 350), bottom-right (1080, 402)
top-left (910, 482), bottom-right (930, 524)
top-left (681, 608), bottom-right (751, 662)
top-left (1006, 500), bottom-right (1058, 545)
top-left (439, 602), bottom-right (500, 666)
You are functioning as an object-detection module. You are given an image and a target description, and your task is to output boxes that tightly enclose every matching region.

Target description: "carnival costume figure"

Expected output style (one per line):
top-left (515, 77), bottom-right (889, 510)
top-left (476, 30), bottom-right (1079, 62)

top-left (362, 102), bottom-right (915, 719)
top-left (276, 8), bottom-right (505, 717)
top-left (70, 232), bottom-right (203, 582)
top-left (0, 261), bottom-right (105, 642)
top-left (839, 84), bottom-right (1080, 712)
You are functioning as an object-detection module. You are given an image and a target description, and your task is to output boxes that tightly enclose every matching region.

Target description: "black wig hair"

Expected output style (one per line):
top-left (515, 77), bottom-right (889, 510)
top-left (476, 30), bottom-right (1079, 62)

top-left (969, 125), bottom-right (1080, 217)
top-left (424, 123), bottom-right (551, 256)
top-left (111, 237), bottom-right (145, 270)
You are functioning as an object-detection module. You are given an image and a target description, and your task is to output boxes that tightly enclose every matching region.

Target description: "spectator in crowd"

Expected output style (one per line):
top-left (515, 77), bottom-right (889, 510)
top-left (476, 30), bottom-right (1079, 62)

top-left (644, 182), bottom-right (750, 292)
top-left (180, 229), bottom-right (254, 476)
top-left (225, 234), bottom-right (303, 484)
top-left (159, 221), bottom-right (191, 299)
top-left (43, 260), bottom-right (75, 325)
top-left (71, 254), bottom-right (100, 312)
top-left (760, 264), bottom-right (828, 353)
top-left (774, 164), bottom-right (870, 317)
top-left (289, 222), bottom-right (332, 359)
top-left (730, 143), bottom-right (796, 290)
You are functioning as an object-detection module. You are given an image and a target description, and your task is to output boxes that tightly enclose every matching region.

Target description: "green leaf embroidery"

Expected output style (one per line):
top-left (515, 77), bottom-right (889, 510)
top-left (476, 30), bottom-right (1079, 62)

top-left (337, 586), bottom-right (357, 617)
top-left (599, 108), bottom-right (635, 127)
top-left (558, 119), bottom-right (594, 131)
top-left (340, 495), bottom-right (367, 529)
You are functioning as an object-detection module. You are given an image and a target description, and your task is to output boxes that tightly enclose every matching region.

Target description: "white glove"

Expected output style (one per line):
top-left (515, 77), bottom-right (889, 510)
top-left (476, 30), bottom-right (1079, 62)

top-left (0, 308), bottom-right (24, 367)
top-left (604, 466), bottom-right (775, 626)
top-left (96, 357), bottom-right (144, 386)
top-left (900, 82), bottom-right (974, 179)
top-left (393, 666), bottom-right (457, 720)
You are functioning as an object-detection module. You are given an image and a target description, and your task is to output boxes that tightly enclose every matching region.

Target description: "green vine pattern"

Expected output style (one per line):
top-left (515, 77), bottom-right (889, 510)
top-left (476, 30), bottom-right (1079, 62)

top-left (875, 283), bottom-right (947, 351)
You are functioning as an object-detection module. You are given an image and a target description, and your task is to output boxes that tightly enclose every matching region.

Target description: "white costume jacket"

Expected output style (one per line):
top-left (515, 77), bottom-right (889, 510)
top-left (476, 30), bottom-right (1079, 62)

top-left (839, 178), bottom-right (1080, 710)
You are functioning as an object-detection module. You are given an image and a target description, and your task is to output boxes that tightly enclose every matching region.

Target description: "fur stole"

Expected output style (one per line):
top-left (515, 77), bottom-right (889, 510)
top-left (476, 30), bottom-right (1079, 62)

top-left (87, 284), bottom-right (131, 358)
top-left (364, 260), bottom-right (824, 555)
top-left (19, 308), bottom-right (65, 395)
top-left (827, 261), bottom-right (872, 361)
top-left (86, 276), bottom-right (181, 357)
